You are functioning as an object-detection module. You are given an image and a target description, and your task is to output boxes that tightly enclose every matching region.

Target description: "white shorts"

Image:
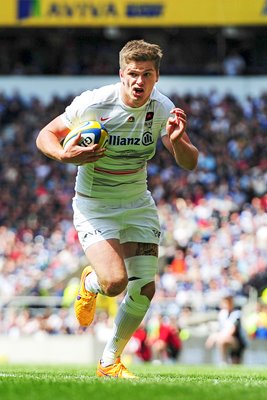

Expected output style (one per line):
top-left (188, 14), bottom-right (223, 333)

top-left (72, 192), bottom-right (161, 252)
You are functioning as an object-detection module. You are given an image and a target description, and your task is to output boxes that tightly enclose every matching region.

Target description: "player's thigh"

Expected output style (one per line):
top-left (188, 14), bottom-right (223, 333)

top-left (85, 238), bottom-right (127, 285)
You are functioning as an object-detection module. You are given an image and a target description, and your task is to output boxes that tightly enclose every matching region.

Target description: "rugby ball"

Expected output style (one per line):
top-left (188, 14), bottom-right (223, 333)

top-left (62, 121), bottom-right (109, 149)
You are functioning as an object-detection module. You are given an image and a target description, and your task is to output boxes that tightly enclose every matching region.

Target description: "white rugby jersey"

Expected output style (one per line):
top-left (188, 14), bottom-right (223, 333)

top-left (61, 82), bottom-right (174, 200)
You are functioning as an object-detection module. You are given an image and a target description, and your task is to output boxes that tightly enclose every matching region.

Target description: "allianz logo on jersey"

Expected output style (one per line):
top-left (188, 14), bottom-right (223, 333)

top-left (108, 132), bottom-right (154, 147)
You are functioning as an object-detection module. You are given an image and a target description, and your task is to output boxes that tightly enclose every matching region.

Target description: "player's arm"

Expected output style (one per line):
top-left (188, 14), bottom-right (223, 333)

top-left (162, 108), bottom-right (198, 171)
top-left (36, 116), bottom-right (106, 164)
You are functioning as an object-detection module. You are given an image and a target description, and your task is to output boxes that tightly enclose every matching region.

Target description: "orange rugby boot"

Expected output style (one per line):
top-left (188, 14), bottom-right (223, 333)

top-left (74, 266), bottom-right (97, 327)
top-left (96, 358), bottom-right (138, 379)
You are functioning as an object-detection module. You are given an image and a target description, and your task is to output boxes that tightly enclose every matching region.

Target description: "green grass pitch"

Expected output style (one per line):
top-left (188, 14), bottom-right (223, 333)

top-left (0, 363), bottom-right (267, 400)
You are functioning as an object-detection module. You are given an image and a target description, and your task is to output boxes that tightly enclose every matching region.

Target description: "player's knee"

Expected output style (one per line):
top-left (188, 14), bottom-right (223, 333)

top-left (122, 255), bottom-right (158, 315)
top-left (102, 276), bottom-right (128, 297)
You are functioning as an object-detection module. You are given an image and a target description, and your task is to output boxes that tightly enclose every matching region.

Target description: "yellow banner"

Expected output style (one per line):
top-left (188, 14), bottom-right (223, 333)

top-left (1, 0), bottom-right (267, 27)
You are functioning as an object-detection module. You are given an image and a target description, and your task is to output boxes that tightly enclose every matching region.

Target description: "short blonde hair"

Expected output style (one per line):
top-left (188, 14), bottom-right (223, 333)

top-left (119, 39), bottom-right (163, 71)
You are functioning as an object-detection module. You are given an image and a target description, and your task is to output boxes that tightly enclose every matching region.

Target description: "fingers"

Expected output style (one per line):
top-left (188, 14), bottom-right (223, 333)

top-left (62, 141), bottom-right (106, 164)
top-left (73, 132), bottom-right (82, 145)
top-left (80, 146), bottom-right (106, 164)
top-left (170, 108), bottom-right (185, 114)
top-left (178, 119), bottom-right (186, 133)
top-left (168, 108), bottom-right (187, 132)
top-left (170, 108), bottom-right (187, 122)
top-left (88, 143), bottom-right (106, 155)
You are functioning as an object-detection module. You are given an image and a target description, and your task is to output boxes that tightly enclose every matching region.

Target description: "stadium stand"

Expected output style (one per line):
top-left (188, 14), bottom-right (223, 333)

top-left (0, 27), bottom-right (267, 76)
top-left (0, 87), bottom-right (266, 340)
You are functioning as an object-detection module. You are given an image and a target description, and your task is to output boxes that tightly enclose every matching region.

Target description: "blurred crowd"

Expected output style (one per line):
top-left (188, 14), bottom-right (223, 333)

top-left (0, 86), bottom-right (267, 353)
top-left (1, 27), bottom-right (266, 76)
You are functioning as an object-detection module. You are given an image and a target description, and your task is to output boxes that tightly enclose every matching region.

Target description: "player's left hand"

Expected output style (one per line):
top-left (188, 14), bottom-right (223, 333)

top-left (166, 108), bottom-right (187, 142)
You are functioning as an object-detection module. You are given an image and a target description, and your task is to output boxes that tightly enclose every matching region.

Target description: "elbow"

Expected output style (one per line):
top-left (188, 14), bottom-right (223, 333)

top-left (185, 162), bottom-right (198, 171)
top-left (189, 155), bottom-right (199, 171)
top-left (36, 130), bottom-right (45, 152)
top-left (191, 148), bottom-right (199, 170)
top-left (35, 134), bottom-right (41, 151)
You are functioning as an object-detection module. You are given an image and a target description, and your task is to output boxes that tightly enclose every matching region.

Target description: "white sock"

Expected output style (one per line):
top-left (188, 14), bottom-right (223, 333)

top-left (101, 302), bottom-right (146, 367)
top-left (85, 271), bottom-right (104, 294)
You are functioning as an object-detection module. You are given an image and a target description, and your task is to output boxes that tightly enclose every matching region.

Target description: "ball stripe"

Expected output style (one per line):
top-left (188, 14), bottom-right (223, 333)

top-left (62, 121), bottom-right (109, 149)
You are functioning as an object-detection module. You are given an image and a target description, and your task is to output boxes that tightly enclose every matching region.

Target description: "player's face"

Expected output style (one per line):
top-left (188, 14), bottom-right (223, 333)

top-left (119, 61), bottom-right (159, 108)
